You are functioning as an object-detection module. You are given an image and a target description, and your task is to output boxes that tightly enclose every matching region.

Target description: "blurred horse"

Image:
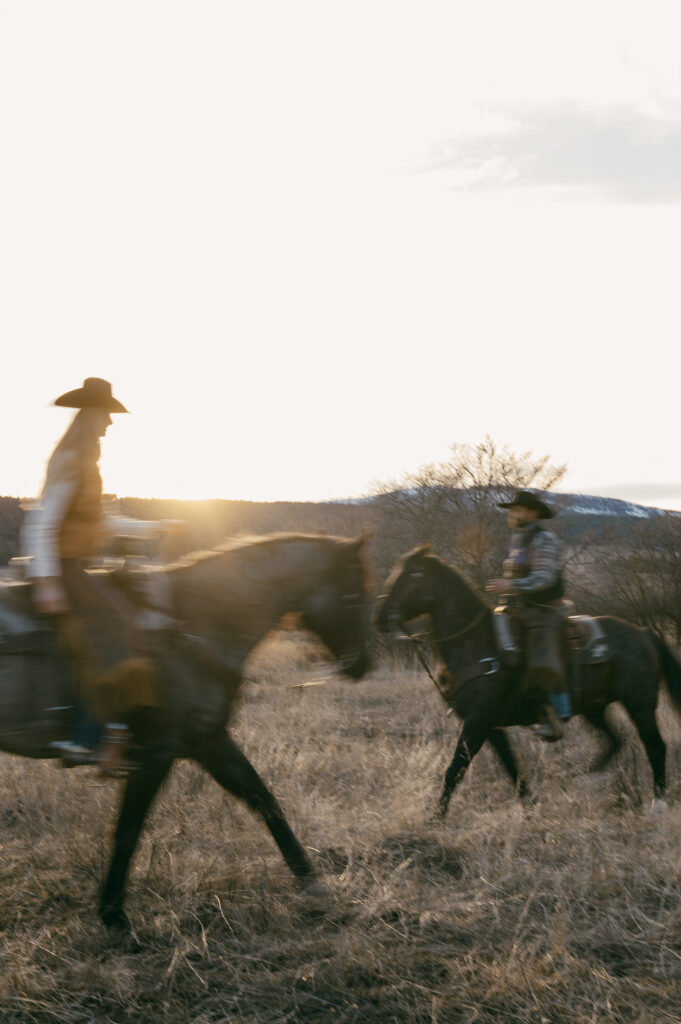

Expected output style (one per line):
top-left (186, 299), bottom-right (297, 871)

top-left (0, 532), bottom-right (370, 932)
top-left (374, 544), bottom-right (681, 817)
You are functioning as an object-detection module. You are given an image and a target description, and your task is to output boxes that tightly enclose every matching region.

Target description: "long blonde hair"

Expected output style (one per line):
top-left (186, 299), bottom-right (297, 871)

top-left (55, 408), bottom-right (103, 455)
top-left (41, 409), bottom-right (104, 492)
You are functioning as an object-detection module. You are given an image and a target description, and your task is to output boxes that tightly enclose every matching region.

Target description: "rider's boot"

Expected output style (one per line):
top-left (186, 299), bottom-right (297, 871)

top-left (97, 722), bottom-right (132, 777)
top-left (533, 702), bottom-right (564, 742)
top-left (93, 655), bottom-right (158, 776)
top-left (50, 739), bottom-right (96, 766)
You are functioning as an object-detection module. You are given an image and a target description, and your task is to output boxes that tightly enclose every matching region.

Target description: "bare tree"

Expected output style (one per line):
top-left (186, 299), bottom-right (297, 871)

top-left (369, 436), bottom-right (566, 588)
top-left (568, 513), bottom-right (681, 644)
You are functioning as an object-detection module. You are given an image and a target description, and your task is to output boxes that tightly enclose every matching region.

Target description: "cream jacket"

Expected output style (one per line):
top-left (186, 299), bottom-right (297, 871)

top-left (21, 448), bottom-right (171, 579)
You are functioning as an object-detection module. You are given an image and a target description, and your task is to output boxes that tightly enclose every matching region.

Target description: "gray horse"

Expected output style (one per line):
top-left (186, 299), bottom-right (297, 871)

top-left (0, 532), bottom-right (370, 933)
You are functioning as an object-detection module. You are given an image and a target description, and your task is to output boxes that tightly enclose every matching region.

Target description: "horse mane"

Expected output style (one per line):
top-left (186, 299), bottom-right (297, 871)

top-left (164, 532), bottom-right (360, 575)
top-left (408, 546), bottom-right (488, 610)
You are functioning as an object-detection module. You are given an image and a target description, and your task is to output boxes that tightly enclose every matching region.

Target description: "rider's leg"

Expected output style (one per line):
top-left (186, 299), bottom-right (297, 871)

top-left (55, 562), bottom-right (159, 774)
top-left (524, 606), bottom-right (569, 741)
top-left (94, 656), bottom-right (158, 777)
top-left (548, 689), bottom-right (572, 719)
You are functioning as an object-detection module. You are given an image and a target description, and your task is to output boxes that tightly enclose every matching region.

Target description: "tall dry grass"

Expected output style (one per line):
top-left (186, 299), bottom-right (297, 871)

top-left (2, 634), bottom-right (681, 1023)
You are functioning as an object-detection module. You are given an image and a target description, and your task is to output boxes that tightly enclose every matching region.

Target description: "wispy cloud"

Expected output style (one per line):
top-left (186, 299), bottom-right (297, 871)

top-left (424, 101), bottom-right (681, 204)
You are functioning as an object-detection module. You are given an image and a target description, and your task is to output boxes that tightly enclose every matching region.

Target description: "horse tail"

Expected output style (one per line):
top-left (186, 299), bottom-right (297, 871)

top-left (652, 632), bottom-right (681, 713)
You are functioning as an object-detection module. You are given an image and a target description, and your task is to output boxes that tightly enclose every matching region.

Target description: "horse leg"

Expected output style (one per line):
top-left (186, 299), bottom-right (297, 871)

top-left (99, 752), bottom-right (174, 931)
top-left (583, 705), bottom-right (622, 775)
top-left (487, 727), bottom-right (531, 801)
top-left (438, 717), bottom-right (489, 819)
top-left (195, 731), bottom-right (316, 884)
top-left (622, 702), bottom-right (667, 801)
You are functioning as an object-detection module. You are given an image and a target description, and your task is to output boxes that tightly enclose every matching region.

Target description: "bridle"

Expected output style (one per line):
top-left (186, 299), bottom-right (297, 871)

top-left (426, 605), bottom-right (488, 645)
top-left (397, 604), bottom-right (500, 702)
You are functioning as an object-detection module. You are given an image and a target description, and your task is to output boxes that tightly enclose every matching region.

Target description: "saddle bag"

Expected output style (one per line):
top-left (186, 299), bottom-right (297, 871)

top-left (567, 615), bottom-right (610, 664)
top-left (493, 606), bottom-right (521, 667)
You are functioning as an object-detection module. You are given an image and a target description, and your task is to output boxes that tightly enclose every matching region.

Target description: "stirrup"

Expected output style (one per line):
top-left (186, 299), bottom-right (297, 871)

top-left (49, 740), bottom-right (96, 768)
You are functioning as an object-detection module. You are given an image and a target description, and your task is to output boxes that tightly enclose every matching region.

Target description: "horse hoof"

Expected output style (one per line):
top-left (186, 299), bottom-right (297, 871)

top-left (300, 877), bottom-right (334, 899)
top-left (650, 798), bottom-right (668, 816)
top-left (100, 906), bottom-right (131, 932)
top-left (101, 911), bottom-right (142, 950)
top-left (303, 879), bottom-right (333, 899)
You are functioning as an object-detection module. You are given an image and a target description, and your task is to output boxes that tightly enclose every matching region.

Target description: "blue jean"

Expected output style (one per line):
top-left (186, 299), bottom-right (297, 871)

top-left (548, 691), bottom-right (572, 719)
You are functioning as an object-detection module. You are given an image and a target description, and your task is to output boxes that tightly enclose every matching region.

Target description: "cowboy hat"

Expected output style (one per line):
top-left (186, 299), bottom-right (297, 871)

top-left (53, 378), bottom-right (128, 413)
top-left (498, 489), bottom-right (554, 520)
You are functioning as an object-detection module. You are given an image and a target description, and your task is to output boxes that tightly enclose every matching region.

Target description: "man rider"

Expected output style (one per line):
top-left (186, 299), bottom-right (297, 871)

top-left (486, 489), bottom-right (571, 741)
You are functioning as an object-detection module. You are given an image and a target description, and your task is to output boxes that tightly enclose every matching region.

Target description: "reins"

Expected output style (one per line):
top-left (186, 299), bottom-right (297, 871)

top-left (400, 604), bottom-right (500, 704)
top-left (429, 605), bottom-right (488, 645)
top-left (400, 602), bottom-right (487, 658)
top-left (400, 621), bottom-right (444, 692)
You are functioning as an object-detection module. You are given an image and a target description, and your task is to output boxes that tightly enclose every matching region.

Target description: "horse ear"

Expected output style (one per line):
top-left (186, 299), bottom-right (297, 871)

top-left (404, 542), bottom-right (432, 566)
top-left (343, 533), bottom-right (369, 557)
top-left (356, 527), bottom-right (373, 548)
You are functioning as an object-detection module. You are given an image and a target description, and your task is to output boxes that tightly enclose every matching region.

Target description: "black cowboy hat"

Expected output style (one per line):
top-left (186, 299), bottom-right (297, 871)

top-left (498, 489), bottom-right (554, 520)
top-left (53, 378), bottom-right (128, 413)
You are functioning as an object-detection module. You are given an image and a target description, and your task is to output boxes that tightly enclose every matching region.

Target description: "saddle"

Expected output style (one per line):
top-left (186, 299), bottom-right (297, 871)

top-left (493, 602), bottom-right (609, 668)
top-left (493, 605), bottom-right (610, 715)
top-left (0, 558), bottom-right (174, 650)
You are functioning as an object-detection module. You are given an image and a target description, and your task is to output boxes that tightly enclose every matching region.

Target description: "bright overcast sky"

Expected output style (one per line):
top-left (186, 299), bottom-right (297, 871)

top-left (2, 1), bottom-right (681, 507)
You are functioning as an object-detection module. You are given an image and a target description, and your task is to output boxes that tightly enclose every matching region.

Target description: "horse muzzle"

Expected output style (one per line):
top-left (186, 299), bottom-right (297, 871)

top-left (373, 595), bottom-right (399, 635)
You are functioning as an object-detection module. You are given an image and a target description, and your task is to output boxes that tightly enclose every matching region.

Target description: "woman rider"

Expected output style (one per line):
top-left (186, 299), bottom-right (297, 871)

top-left (21, 377), bottom-right (160, 775)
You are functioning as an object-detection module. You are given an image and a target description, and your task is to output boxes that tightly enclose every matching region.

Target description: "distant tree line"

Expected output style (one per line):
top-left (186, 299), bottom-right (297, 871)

top-left (0, 497), bottom-right (24, 567)
top-left (3, 439), bottom-right (681, 644)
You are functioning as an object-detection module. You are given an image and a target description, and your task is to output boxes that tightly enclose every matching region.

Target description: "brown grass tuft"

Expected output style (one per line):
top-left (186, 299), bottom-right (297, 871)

top-left (1, 634), bottom-right (681, 1022)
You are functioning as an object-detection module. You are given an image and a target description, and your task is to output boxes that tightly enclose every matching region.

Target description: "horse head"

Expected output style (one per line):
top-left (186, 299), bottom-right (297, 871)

top-left (373, 544), bottom-right (436, 634)
top-left (299, 533), bottom-right (371, 679)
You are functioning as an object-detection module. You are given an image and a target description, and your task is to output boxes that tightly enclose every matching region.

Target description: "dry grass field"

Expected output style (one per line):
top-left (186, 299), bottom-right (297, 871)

top-left (2, 634), bottom-right (681, 1023)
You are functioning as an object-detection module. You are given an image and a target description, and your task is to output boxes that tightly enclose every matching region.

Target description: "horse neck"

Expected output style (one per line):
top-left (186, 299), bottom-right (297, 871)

top-left (429, 562), bottom-right (492, 661)
top-left (174, 538), bottom-right (331, 656)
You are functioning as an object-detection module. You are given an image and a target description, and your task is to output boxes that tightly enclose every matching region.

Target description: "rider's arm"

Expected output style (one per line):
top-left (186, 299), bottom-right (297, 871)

top-left (21, 450), bottom-right (81, 613)
top-left (102, 514), bottom-right (185, 565)
top-left (21, 450), bottom-right (79, 581)
top-left (103, 514), bottom-right (183, 540)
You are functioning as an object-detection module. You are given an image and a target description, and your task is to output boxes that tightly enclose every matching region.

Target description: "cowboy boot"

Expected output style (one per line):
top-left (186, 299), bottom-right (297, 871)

top-left (97, 722), bottom-right (131, 777)
top-left (533, 702), bottom-right (564, 742)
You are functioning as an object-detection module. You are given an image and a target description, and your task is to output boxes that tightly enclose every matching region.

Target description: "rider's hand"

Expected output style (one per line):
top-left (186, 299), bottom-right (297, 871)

top-left (32, 576), bottom-right (70, 615)
top-left (486, 579), bottom-right (511, 595)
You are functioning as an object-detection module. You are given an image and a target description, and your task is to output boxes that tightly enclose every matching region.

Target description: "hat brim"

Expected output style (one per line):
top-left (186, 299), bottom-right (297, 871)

top-left (498, 499), bottom-right (553, 519)
top-left (54, 389), bottom-right (128, 413)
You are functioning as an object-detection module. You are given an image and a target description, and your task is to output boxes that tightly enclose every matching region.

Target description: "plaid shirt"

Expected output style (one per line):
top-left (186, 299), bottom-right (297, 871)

top-left (503, 523), bottom-right (564, 595)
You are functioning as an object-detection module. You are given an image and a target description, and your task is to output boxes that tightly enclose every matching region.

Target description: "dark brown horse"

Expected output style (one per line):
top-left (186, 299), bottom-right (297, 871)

top-left (374, 544), bottom-right (681, 816)
top-left (0, 533), bottom-right (370, 932)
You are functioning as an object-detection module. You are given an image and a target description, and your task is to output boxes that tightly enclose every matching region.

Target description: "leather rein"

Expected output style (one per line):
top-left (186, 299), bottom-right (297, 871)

top-left (400, 604), bottom-right (501, 703)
